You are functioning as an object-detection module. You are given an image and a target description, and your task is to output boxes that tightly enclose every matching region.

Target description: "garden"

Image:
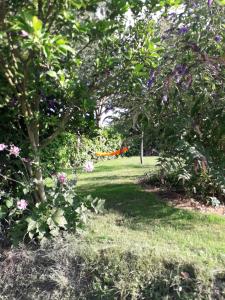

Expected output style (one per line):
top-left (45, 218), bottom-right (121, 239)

top-left (0, 0), bottom-right (225, 299)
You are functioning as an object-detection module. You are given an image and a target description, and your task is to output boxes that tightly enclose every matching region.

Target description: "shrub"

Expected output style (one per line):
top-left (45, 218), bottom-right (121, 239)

top-left (142, 153), bottom-right (225, 204)
top-left (0, 144), bottom-right (104, 245)
top-left (42, 128), bottom-right (123, 172)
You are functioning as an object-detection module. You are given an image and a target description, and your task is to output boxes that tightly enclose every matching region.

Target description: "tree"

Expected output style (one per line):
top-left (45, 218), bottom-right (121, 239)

top-left (141, 0), bottom-right (225, 200)
top-left (0, 0), bottom-right (148, 202)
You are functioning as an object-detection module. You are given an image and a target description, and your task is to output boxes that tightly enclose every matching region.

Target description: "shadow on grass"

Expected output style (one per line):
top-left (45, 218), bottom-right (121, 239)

top-left (78, 182), bottom-right (208, 231)
top-left (77, 175), bottom-right (139, 182)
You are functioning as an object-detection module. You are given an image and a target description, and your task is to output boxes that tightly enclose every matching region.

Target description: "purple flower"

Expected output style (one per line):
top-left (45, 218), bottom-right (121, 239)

top-left (214, 35), bottom-right (222, 42)
top-left (178, 26), bottom-right (189, 35)
top-left (147, 70), bottom-right (155, 88)
top-left (176, 64), bottom-right (188, 75)
top-left (21, 30), bottom-right (29, 37)
top-left (57, 172), bottom-right (67, 184)
top-left (9, 145), bottom-right (20, 157)
top-left (17, 199), bottom-right (28, 210)
top-left (168, 12), bottom-right (176, 19)
top-left (84, 161), bottom-right (94, 172)
top-left (208, 0), bottom-right (213, 7)
top-left (0, 144), bottom-right (7, 151)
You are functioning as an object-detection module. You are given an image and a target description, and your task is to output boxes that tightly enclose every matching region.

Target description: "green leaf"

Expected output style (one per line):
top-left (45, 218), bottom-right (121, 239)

top-left (59, 44), bottom-right (75, 54)
top-left (52, 209), bottom-right (67, 228)
top-left (32, 16), bottom-right (42, 32)
top-left (50, 228), bottom-right (60, 237)
top-left (134, 64), bottom-right (144, 73)
top-left (56, 38), bottom-right (67, 45)
top-left (216, 0), bottom-right (225, 5)
top-left (6, 199), bottom-right (13, 208)
top-left (46, 70), bottom-right (57, 78)
top-left (23, 188), bottom-right (29, 195)
top-left (44, 177), bottom-right (55, 188)
top-left (26, 217), bottom-right (37, 231)
top-left (0, 206), bottom-right (7, 219)
top-left (28, 232), bottom-right (34, 239)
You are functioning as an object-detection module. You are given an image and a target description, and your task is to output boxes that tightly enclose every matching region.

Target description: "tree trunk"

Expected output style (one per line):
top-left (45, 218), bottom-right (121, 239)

top-left (140, 131), bottom-right (144, 165)
top-left (26, 120), bottom-right (46, 203)
top-left (33, 153), bottom-right (46, 202)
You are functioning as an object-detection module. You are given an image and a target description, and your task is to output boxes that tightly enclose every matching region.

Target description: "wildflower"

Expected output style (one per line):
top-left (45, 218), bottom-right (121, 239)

top-left (9, 145), bottom-right (20, 157)
top-left (214, 35), bottom-right (222, 42)
top-left (208, 0), bottom-right (213, 7)
top-left (17, 199), bottom-right (28, 210)
top-left (57, 172), bottom-right (67, 184)
top-left (84, 161), bottom-right (94, 172)
top-left (178, 26), bottom-right (188, 35)
top-left (0, 144), bottom-right (7, 151)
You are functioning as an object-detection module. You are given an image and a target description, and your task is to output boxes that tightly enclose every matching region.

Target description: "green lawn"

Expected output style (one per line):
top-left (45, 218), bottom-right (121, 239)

top-left (2, 157), bottom-right (225, 299)
top-left (76, 157), bottom-right (225, 292)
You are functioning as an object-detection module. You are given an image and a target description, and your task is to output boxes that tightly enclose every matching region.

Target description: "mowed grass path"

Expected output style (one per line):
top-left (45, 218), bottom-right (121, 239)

top-left (77, 157), bottom-right (225, 280)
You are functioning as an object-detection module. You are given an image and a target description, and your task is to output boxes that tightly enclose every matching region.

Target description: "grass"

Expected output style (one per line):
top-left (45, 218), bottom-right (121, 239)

top-left (1, 156), bottom-right (225, 299)
top-left (75, 156), bottom-right (225, 298)
top-left (77, 157), bottom-right (225, 275)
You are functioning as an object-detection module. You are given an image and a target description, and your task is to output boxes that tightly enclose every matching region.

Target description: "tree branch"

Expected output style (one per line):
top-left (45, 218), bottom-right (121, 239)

top-left (38, 0), bottom-right (44, 20)
top-left (40, 109), bottom-right (72, 149)
top-left (0, 0), bottom-right (7, 29)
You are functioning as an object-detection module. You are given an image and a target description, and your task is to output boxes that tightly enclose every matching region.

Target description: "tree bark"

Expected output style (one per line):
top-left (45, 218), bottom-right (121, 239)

top-left (26, 118), bottom-right (47, 202)
top-left (140, 131), bottom-right (144, 165)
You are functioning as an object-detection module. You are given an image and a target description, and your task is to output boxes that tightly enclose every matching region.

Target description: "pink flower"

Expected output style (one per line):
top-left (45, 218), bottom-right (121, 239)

top-left (57, 172), bottom-right (67, 184)
top-left (9, 145), bottom-right (20, 157)
top-left (84, 161), bottom-right (94, 172)
top-left (17, 199), bottom-right (28, 210)
top-left (0, 144), bottom-right (7, 151)
top-left (21, 30), bottom-right (29, 37)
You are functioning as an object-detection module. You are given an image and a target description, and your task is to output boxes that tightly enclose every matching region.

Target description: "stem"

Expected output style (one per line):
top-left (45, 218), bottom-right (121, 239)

top-left (0, 173), bottom-right (25, 186)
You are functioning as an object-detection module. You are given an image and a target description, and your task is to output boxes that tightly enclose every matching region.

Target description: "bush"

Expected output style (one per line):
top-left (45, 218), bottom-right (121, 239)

top-left (0, 144), bottom-right (104, 245)
top-left (42, 128), bottom-right (123, 172)
top-left (142, 154), bottom-right (225, 204)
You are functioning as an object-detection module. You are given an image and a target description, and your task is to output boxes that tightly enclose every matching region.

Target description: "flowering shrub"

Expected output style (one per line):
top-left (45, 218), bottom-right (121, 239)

top-left (0, 143), bottom-right (104, 245)
top-left (17, 199), bottom-right (28, 210)
top-left (57, 172), bottom-right (67, 184)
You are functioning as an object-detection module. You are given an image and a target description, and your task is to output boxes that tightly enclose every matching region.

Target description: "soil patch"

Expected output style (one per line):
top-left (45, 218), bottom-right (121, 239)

top-left (143, 185), bottom-right (225, 216)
